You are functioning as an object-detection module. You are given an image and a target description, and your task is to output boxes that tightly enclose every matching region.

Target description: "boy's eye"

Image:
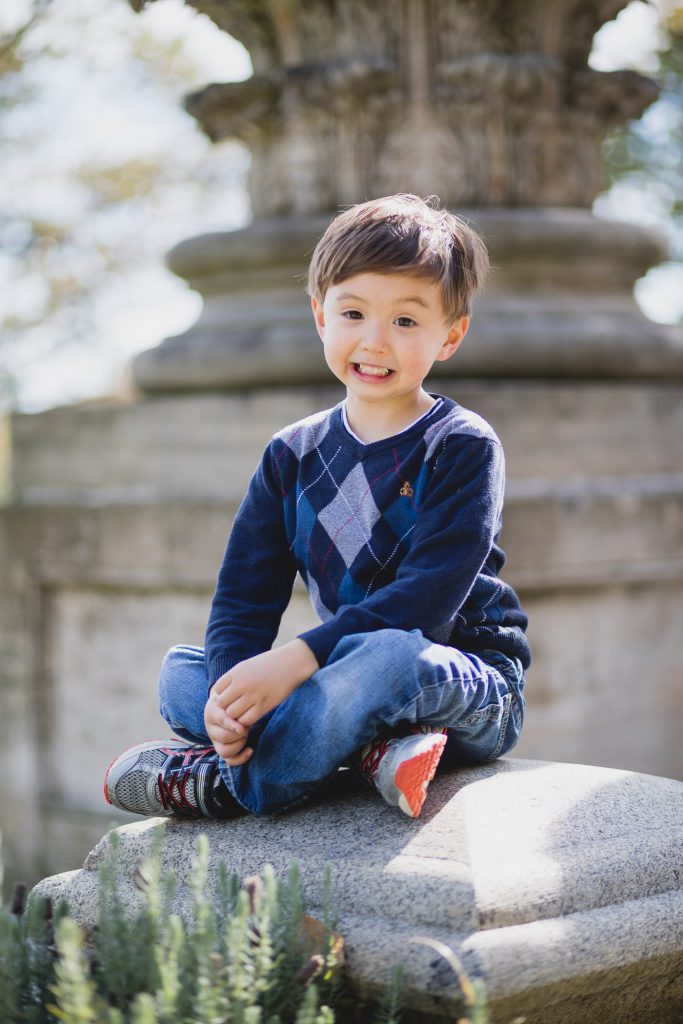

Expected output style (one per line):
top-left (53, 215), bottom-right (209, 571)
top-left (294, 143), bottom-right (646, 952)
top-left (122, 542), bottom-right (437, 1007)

top-left (342, 309), bottom-right (363, 320)
top-left (395, 316), bottom-right (417, 327)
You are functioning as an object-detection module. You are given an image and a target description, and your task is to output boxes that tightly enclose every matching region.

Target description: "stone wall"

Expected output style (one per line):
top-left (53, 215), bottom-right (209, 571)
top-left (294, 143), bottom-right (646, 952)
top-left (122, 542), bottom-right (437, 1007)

top-left (2, 378), bottom-right (682, 891)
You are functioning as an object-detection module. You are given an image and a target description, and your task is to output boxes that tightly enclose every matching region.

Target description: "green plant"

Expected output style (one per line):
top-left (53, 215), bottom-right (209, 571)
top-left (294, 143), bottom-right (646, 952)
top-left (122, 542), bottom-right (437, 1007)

top-left (0, 832), bottom-right (398, 1024)
top-left (0, 830), bottom-right (504, 1024)
top-left (0, 879), bottom-right (68, 1024)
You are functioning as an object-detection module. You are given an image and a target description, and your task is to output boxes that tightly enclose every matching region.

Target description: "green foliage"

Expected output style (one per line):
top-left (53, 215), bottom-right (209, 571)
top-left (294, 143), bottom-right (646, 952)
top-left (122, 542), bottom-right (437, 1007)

top-left (0, 829), bottom-right (502, 1024)
top-left (0, 832), bottom-right (409, 1024)
top-left (372, 964), bottom-right (404, 1024)
top-left (603, 10), bottom-right (683, 258)
top-left (0, 878), bottom-right (68, 1024)
top-left (48, 917), bottom-right (99, 1023)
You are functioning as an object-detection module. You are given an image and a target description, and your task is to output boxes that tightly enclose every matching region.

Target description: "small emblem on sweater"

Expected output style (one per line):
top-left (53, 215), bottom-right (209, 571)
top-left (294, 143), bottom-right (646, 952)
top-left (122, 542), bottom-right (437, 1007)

top-left (399, 481), bottom-right (414, 497)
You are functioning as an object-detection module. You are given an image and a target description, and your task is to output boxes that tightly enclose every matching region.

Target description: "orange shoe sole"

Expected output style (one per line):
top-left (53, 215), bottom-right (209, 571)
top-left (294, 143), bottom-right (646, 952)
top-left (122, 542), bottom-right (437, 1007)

top-left (395, 734), bottom-right (447, 817)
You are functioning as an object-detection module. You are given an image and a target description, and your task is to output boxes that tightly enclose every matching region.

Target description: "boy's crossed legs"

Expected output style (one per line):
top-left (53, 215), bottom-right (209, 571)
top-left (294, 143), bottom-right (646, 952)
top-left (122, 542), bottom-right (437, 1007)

top-left (105, 629), bottom-right (525, 820)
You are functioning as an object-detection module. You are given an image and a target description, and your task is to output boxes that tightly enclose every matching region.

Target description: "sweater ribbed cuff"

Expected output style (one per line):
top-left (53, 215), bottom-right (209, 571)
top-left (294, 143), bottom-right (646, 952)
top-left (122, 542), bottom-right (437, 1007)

top-left (296, 625), bottom-right (339, 669)
top-left (206, 651), bottom-right (249, 692)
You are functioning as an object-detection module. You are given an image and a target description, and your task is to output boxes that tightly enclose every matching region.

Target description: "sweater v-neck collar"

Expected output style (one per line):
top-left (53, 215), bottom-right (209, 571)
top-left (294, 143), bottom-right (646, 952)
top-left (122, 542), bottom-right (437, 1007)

top-left (331, 395), bottom-right (455, 455)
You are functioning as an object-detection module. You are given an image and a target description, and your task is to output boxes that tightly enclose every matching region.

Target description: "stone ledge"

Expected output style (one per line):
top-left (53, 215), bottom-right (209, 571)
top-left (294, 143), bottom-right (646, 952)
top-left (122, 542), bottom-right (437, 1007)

top-left (32, 758), bottom-right (683, 1023)
top-left (8, 488), bottom-right (683, 592)
top-left (11, 383), bottom-right (683, 501)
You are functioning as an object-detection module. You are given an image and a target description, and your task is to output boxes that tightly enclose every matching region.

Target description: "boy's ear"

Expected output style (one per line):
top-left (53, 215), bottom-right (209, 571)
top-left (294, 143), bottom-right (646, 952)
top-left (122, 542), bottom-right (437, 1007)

top-left (435, 317), bottom-right (470, 362)
top-left (311, 296), bottom-right (325, 340)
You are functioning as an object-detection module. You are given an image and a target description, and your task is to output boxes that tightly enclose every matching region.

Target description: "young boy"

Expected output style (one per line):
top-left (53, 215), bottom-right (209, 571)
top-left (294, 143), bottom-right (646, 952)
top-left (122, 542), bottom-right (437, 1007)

top-left (105, 194), bottom-right (530, 821)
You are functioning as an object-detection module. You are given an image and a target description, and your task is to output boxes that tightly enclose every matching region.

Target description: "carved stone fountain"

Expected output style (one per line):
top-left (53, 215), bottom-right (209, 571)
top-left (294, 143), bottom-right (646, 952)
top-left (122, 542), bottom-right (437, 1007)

top-left (129, 0), bottom-right (678, 391)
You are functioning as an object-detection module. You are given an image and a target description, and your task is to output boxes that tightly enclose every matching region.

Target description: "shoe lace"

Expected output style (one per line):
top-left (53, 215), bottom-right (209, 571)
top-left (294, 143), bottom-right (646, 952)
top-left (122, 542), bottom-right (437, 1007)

top-left (158, 746), bottom-right (214, 817)
top-left (358, 737), bottom-right (391, 781)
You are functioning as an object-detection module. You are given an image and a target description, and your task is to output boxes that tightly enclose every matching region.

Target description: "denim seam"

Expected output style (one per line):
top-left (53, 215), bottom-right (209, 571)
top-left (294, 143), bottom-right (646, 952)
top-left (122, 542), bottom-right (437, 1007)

top-left (499, 663), bottom-right (525, 726)
top-left (480, 650), bottom-right (525, 720)
top-left (509, 680), bottom-right (525, 724)
top-left (485, 691), bottom-right (512, 761)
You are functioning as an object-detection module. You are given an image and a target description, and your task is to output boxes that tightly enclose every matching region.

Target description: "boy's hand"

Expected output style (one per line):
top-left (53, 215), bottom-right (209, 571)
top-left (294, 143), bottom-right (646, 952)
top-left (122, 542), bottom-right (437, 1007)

top-left (204, 689), bottom-right (253, 766)
top-left (213, 639), bottom-right (319, 728)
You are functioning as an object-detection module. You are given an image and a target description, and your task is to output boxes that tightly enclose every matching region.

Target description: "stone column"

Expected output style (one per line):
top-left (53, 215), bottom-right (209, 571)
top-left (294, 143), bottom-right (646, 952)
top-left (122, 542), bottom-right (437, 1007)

top-left (179, 0), bottom-right (653, 213)
top-left (128, 0), bottom-right (681, 391)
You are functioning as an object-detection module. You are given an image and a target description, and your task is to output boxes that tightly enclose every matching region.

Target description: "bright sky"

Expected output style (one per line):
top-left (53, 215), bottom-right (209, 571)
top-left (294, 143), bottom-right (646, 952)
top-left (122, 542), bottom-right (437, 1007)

top-left (1, 0), bottom-right (680, 410)
top-left (590, 0), bottom-right (666, 71)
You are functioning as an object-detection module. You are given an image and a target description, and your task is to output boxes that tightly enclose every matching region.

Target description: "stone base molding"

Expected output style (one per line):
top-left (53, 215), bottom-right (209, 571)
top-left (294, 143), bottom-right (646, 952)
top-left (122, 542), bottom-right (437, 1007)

top-left (33, 758), bottom-right (683, 1024)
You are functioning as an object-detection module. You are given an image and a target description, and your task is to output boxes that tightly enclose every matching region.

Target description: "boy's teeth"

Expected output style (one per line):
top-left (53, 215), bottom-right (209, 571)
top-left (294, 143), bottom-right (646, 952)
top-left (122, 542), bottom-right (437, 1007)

top-left (356, 364), bottom-right (390, 376)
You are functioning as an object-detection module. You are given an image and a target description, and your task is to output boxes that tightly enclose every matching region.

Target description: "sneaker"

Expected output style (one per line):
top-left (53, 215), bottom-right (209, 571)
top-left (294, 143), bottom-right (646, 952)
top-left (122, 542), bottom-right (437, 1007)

top-left (357, 731), bottom-right (447, 818)
top-left (104, 739), bottom-right (224, 819)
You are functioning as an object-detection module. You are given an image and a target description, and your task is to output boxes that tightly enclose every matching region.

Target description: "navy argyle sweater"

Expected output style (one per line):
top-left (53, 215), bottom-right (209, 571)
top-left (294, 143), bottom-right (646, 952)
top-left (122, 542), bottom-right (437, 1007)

top-left (205, 396), bottom-right (531, 685)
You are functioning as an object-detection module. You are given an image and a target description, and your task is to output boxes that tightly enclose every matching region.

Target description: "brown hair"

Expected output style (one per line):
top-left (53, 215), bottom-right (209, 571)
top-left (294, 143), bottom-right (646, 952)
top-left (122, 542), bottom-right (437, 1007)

top-left (307, 194), bottom-right (489, 320)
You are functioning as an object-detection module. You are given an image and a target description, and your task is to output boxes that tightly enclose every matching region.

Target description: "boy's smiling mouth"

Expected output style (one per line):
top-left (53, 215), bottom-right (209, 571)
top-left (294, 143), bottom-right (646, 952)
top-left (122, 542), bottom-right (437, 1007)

top-left (352, 362), bottom-right (394, 378)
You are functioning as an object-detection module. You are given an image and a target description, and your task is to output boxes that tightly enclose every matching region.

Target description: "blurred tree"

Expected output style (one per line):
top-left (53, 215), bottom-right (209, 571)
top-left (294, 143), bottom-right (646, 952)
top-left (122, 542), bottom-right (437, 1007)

top-left (0, 0), bottom-right (250, 411)
top-left (602, 5), bottom-right (683, 323)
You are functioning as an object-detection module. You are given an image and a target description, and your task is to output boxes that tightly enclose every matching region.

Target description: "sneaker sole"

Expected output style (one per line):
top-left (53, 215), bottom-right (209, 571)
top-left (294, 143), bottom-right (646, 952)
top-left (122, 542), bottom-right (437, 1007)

top-left (103, 738), bottom-right (191, 807)
top-left (395, 733), bottom-right (447, 817)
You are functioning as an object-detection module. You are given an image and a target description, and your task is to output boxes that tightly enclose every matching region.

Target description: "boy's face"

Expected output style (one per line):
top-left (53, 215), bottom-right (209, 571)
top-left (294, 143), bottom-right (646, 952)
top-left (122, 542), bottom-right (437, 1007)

top-left (311, 272), bottom-right (469, 410)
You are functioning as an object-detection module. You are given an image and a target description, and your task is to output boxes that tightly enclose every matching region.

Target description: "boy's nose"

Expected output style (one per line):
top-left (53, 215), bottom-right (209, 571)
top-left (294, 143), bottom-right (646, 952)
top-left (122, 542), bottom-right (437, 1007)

top-left (361, 325), bottom-right (389, 353)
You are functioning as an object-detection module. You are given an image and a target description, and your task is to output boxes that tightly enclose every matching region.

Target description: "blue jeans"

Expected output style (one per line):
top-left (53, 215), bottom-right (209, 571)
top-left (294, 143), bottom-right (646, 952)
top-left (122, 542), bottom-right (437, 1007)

top-left (158, 629), bottom-right (525, 816)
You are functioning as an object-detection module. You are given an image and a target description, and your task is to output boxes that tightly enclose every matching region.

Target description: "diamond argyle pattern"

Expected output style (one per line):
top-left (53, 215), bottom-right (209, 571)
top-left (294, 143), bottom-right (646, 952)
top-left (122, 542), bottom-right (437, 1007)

top-left (318, 462), bottom-right (382, 570)
top-left (282, 436), bottom-right (425, 610)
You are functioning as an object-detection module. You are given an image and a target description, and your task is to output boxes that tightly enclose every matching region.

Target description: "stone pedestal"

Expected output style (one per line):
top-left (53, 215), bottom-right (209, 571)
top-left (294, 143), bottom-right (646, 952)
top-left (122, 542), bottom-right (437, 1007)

top-left (131, 207), bottom-right (680, 391)
top-left (2, 381), bottom-right (682, 894)
top-left (32, 759), bottom-right (683, 1023)
top-left (2, 0), bottom-right (683, 898)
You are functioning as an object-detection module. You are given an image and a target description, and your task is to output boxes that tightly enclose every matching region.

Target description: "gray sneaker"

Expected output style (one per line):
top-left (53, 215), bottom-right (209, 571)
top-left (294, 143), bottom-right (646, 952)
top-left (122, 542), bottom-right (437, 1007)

top-left (104, 739), bottom-right (221, 818)
top-left (358, 731), bottom-right (447, 817)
